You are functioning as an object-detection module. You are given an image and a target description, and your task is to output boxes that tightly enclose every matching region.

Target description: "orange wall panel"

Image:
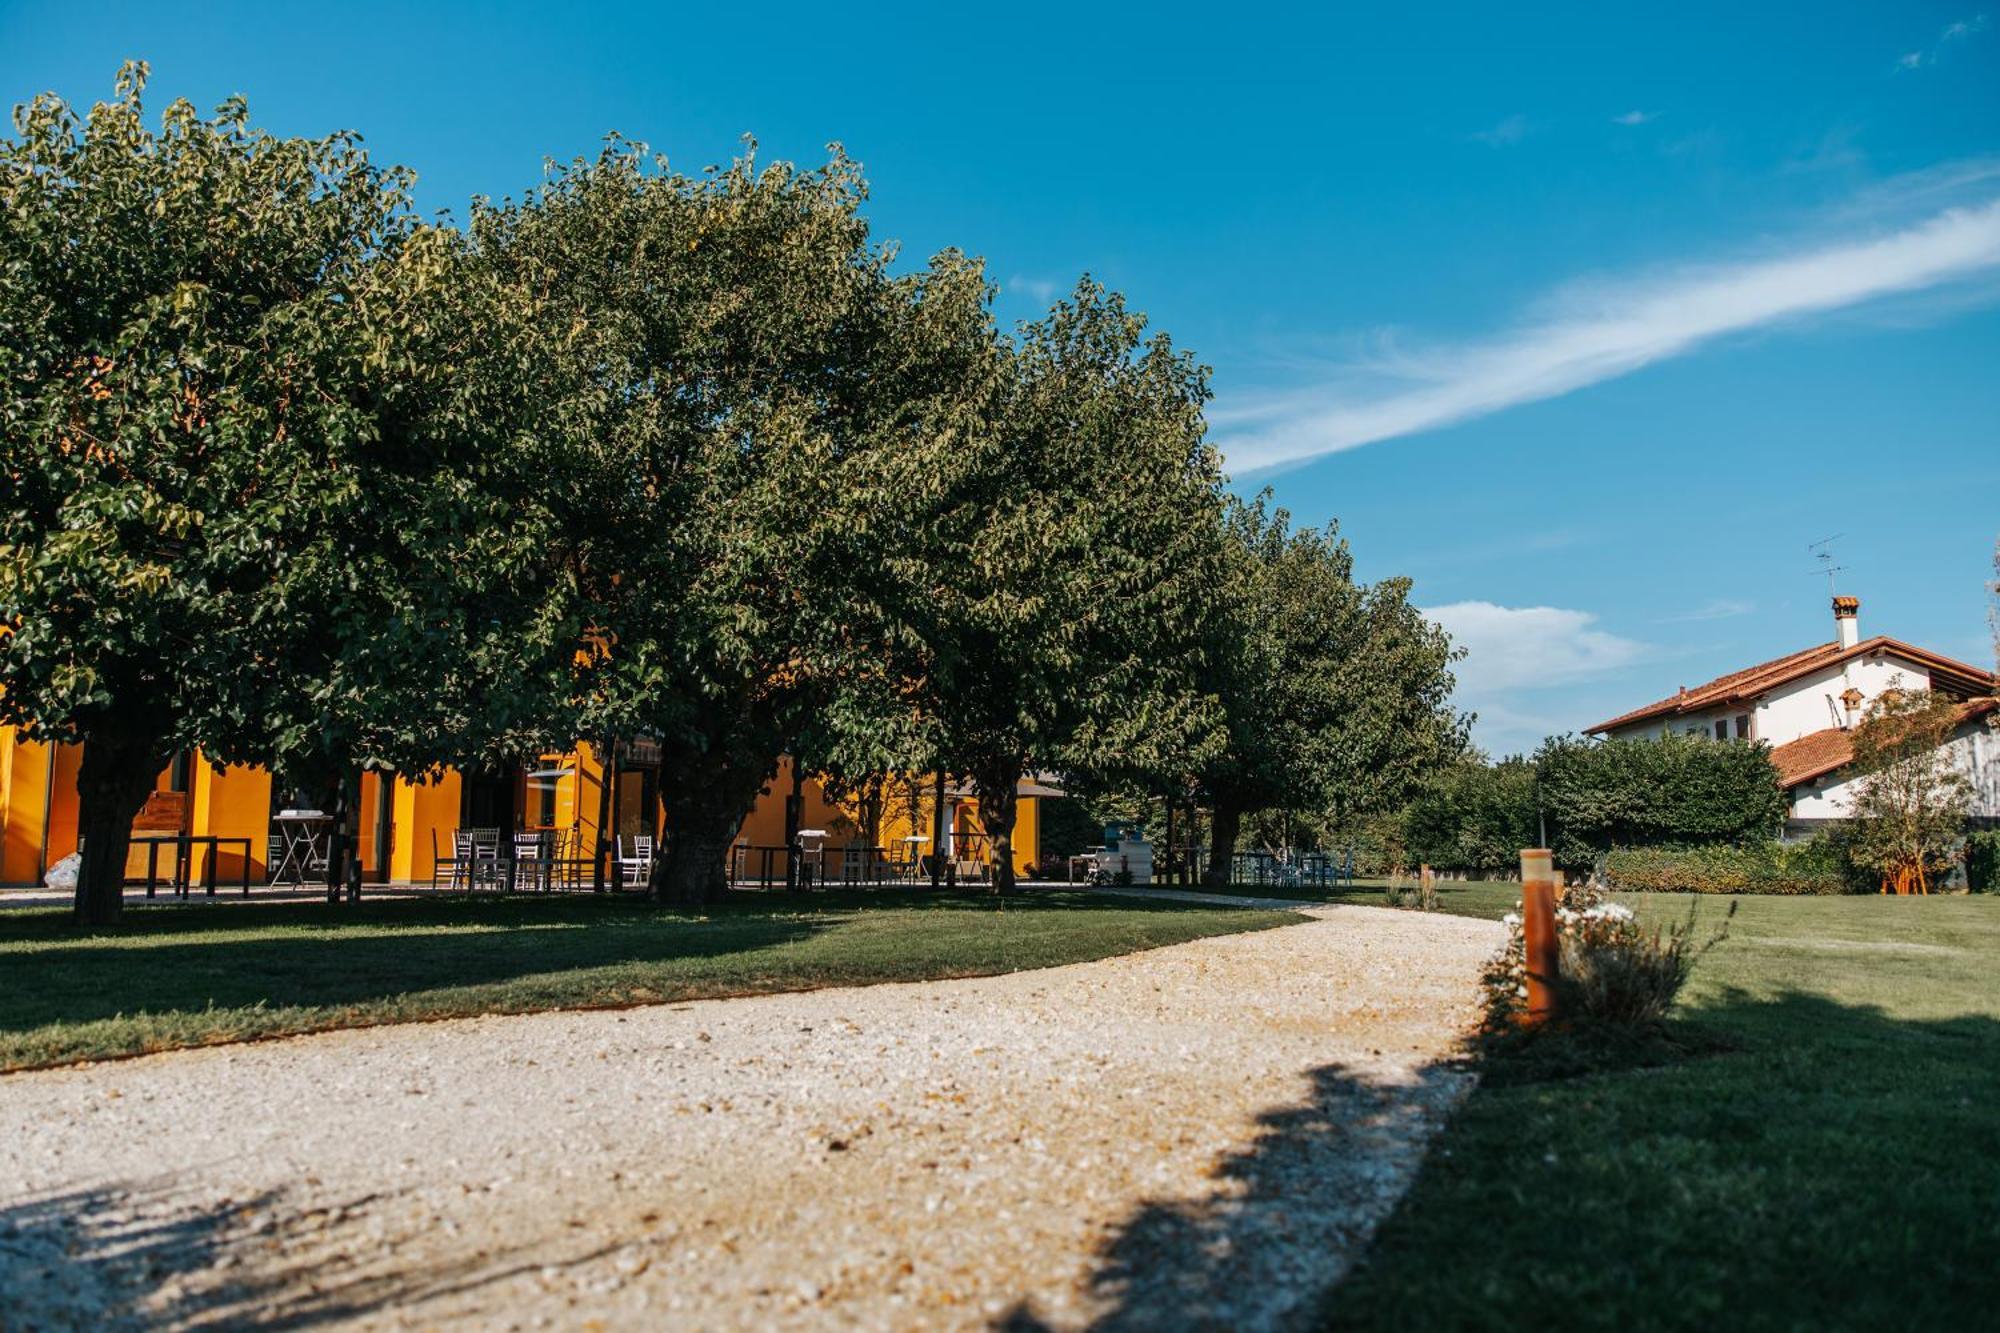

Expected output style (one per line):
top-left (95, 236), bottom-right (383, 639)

top-left (1, 729), bottom-right (54, 885)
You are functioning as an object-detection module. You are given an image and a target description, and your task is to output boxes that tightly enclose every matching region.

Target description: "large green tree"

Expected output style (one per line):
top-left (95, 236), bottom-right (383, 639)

top-left (905, 282), bottom-right (1228, 892)
top-left (474, 141), bottom-right (992, 902)
top-left (0, 68), bottom-right (575, 921)
top-left (1194, 497), bottom-right (1466, 885)
top-left (1400, 755), bottom-right (1540, 875)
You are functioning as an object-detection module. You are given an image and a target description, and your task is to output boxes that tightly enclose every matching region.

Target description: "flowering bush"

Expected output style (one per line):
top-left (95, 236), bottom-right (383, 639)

top-left (1480, 883), bottom-right (1733, 1032)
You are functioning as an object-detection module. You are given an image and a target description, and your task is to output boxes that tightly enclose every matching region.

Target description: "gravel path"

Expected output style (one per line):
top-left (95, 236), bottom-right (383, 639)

top-left (0, 904), bottom-right (1501, 1331)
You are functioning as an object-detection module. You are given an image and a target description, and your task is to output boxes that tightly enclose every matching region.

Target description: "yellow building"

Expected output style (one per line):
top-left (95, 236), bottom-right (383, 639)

top-left (0, 726), bottom-right (1043, 890)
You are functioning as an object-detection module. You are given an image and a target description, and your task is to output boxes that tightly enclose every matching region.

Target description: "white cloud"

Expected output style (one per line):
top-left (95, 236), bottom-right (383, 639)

top-left (1428, 602), bottom-right (1648, 693)
top-left (1896, 13), bottom-right (1987, 70)
top-left (1612, 109), bottom-right (1657, 126)
top-left (1216, 181), bottom-right (2000, 473)
top-left (1471, 114), bottom-right (1530, 147)
top-left (1426, 602), bottom-right (1651, 754)
top-left (1006, 275), bottom-right (1057, 304)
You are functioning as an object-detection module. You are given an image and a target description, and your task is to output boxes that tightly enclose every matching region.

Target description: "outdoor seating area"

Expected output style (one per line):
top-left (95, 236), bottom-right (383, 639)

top-left (430, 827), bottom-right (595, 893)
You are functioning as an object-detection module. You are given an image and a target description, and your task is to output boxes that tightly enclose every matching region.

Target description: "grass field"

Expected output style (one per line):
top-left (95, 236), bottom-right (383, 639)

top-left (0, 888), bottom-right (1297, 1072)
top-left (1324, 891), bottom-right (2000, 1330)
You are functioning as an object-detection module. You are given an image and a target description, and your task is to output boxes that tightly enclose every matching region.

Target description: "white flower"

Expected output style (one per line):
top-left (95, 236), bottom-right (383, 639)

top-left (1502, 913), bottom-right (1521, 927)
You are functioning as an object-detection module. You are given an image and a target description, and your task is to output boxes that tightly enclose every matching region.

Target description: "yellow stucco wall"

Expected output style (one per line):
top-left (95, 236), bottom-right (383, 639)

top-left (186, 758), bottom-right (273, 884)
top-left (0, 729), bottom-right (54, 885)
top-left (391, 770), bottom-right (463, 885)
top-left (0, 727), bottom-right (1042, 887)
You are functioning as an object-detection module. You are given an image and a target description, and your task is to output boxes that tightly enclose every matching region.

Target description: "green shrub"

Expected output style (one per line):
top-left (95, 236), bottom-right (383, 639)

top-left (1967, 831), bottom-right (2000, 893)
top-left (1536, 732), bottom-right (1786, 870)
top-left (1604, 840), bottom-right (1849, 895)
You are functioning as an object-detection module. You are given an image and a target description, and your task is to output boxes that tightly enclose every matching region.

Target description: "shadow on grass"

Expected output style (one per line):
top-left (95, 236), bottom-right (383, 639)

top-left (996, 1059), bottom-right (1473, 1331)
top-left (998, 992), bottom-right (2000, 1331)
top-left (0, 1178), bottom-right (625, 1330)
top-left (1322, 991), bottom-right (2000, 1331)
top-left (0, 887), bottom-right (1283, 1064)
top-left (0, 903), bottom-right (833, 1032)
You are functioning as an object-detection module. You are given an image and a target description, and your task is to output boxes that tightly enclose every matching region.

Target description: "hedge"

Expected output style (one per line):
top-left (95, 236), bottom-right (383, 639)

top-left (1604, 840), bottom-right (1849, 895)
top-left (1968, 831), bottom-right (2000, 893)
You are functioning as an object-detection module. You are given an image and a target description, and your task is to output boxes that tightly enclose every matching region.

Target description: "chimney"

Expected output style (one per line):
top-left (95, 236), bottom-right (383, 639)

top-left (1833, 595), bottom-right (1860, 650)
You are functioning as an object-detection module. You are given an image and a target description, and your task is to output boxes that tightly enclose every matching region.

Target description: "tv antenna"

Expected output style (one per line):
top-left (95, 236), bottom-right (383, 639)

top-left (1806, 535), bottom-right (1846, 598)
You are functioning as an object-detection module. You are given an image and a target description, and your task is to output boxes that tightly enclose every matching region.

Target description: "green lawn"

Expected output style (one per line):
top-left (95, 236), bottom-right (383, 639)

top-left (0, 888), bottom-right (1298, 1072)
top-left (1325, 892), bottom-right (2000, 1331)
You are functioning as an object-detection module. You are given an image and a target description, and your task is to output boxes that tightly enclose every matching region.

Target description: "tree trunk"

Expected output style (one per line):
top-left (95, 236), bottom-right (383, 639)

top-left (656, 751), bottom-right (767, 906)
top-left (73, 730), bottom-right (168, 926)
top-left (930, 769), bottom-right (946, 890)
top-left (1204, 801), bottom-right (1243, 889)
top-left (783, 762), bottom-right (804, 893)
top-left (593, 734), bottom-right (616, 894)
top-left (972, 757), bottom-right (1023, 895)
top-left (857, 777), bottom-right (885, 855)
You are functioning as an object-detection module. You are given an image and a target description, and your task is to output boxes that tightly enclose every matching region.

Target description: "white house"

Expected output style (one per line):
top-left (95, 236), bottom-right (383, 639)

top-left (1588, 597), bottom-right (1999, 833)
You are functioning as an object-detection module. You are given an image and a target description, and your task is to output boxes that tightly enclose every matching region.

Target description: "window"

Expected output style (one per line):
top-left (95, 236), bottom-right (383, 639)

top-left (1735, 714), bottom-right (1751, 739)
top-left (1714, 720), bottom-right (1728, 741)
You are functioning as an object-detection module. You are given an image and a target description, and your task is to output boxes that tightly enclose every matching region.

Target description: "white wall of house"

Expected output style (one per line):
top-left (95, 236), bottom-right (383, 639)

top-left (1752, 653), bottom-right (1925, 748)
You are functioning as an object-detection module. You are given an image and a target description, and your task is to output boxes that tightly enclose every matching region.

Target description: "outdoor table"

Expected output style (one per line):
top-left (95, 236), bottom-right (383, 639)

top-left (132, 834), bottom-right (256, 898)
top-left (270, 811), bottom-right (331, 885)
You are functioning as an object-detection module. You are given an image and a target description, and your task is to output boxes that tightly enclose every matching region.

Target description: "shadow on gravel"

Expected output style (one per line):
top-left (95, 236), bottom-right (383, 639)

top-left (996, 1058), bottom-right (1471, 1332)
top-left (0, 1178), bottom-right (627, 1329)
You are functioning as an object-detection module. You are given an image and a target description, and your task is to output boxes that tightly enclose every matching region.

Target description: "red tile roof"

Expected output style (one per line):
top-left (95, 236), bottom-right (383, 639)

top-left (1587, 637), bottom-right (1997, 735)
top-left (1767, 697), bottom-right (1998, 791)
top-left (1768, 727), bottom-right (1854, 789)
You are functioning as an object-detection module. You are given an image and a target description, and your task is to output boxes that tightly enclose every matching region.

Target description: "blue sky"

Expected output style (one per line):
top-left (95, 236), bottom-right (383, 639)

top-left (5, 2), bottom-right (1997, 755)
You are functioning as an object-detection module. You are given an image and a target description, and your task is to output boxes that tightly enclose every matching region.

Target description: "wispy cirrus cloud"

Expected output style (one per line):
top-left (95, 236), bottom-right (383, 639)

top-left (1611, 109), bottom-right (1658, 127)
top-left (1655, 598), bottom-right (1755, 624)
top-left (1470, 114), bottom-right (1531, 147)
top-left (1897, 13), bottom-right (1988, 70)
top-left (1215, 164), bottom-right (2000, 474)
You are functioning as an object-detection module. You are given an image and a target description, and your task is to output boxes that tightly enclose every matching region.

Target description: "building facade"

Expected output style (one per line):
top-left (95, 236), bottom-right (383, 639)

top-left (1588, 597), bottom-right (1999, 832)
top-left (0, 732), bottom-right (1042, 889)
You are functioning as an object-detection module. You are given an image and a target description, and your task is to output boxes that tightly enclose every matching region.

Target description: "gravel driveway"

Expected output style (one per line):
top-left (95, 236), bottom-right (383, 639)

top-left (1, 903), bottom-right (1501, 1331)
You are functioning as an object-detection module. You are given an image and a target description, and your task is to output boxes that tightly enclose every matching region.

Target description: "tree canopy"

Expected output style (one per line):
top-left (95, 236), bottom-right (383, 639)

top-left (0, 66), bottom-right (588, 920)
top-left (3, 68), bottom-right (1488, 914)
top-left (1192, 496), bottom-right (1466, 884)
top-left (468, 140), bottom-right (996, 901)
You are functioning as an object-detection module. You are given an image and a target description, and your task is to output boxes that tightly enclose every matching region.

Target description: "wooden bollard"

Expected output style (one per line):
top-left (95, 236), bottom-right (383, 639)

top-left (1519, 848), bottom-right (1560, 1027)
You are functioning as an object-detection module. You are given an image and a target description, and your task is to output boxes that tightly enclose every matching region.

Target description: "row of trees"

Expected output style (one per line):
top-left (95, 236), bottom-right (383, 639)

top-left (1, 68), bottom-right (1466, 922)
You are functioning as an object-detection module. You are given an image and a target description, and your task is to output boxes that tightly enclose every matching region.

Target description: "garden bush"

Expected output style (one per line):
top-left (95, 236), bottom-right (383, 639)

top-left (1535, 732), bottom-right (1786, 869)
top-left (1604, 839), bottom-right (1848, 895)
top-left (1966, 830), bottom-right (2000, 893)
